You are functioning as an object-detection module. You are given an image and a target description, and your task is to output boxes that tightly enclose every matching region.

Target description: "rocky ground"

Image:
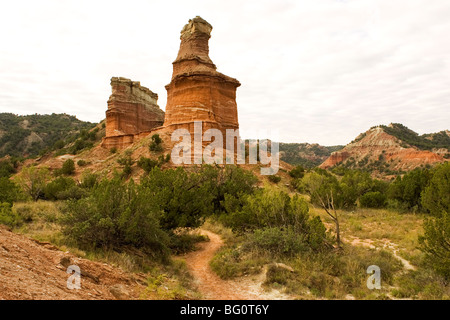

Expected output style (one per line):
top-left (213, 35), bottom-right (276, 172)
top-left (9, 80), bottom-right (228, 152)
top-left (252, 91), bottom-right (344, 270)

top-left (0, 224), bottom-right (295, 300)
top-left (0, 225), bottom-right (147, 300)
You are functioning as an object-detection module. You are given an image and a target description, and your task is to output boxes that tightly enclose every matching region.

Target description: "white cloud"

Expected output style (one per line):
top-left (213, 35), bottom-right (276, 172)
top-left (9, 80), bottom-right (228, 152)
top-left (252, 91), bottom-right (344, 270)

top-left (0, 0), bottom-right (449, 145)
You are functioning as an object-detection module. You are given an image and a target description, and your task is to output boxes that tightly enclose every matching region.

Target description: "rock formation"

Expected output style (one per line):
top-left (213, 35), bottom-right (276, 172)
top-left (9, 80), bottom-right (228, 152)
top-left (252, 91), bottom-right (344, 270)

top-left (102, 17), bottom-right (241, 152)
top-left (163, 16), bottom-right (241, 136)
top-left (319, 126), bottom-right (446, 173)
top-left (102, 77), bottom-right (164, 149)
top-left (320, 151), bottom-right (351, 168)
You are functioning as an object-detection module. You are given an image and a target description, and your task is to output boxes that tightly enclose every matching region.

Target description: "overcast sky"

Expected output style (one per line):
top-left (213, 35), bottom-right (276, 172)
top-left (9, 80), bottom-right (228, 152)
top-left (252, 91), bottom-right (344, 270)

top-left (1, 0), bottom-right (449, 145)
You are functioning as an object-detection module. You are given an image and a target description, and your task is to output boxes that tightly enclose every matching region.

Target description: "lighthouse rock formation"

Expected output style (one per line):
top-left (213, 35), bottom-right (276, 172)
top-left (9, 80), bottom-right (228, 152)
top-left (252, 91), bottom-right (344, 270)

top-left (163, 16), bottom-right (241, 136)
top-left (102, 16), bottom-right (241, 150)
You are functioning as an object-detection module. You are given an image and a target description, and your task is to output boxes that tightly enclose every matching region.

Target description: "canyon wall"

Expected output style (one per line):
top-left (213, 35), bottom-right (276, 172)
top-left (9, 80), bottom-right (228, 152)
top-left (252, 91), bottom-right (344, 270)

top-left (319, 126), bottom-right (445, 172)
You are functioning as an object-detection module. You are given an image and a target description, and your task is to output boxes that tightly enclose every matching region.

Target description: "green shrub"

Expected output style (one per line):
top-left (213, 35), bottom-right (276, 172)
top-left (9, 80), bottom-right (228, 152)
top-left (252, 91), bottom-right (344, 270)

top-left (418, 162), bottom-right (450, 279)
top-left (421, 162), bottom-right (450, 217)
top-left (245, 227), bottom-right (307, 256)
top-left (0, 159), bottom-right (16, 178)
top-left (61, 176), bottom-right (169, 257)
top-left (117, 153), bottom-right (134, 166)
top-left (44, 176), bottom-right (76, 200)
top-left (151, 134), bottom-right (162, 145)
top-left (168, 232), bottom-right (209, 254)
top-left (360, 191), bottom-right (387, 208)
top-left (219, 188), bottom-right (327, 251)
top-left (210, 247), bottom-right (264, 279)
top-left (419, 211), bottom-right (450, 280)
top-left (69, 138), bottom-right (93, 155)
top-left (117, 152), bottom-right (134, 178)
top-left (157, 154), bottom-right (171, 165)
top-left (60, 159), bottom-right (75, 175)
top-left (140, 167), bottom-right (214, 230)
top-left (149, 134), bottom-right (163, 152)
top-left (137, 157), bottom-right (159, 173)
top-left (77, 159), bottom-right (87, 166)
top-left (0, 177), bottom-right (21, 204)
top-left (80, 171), bottom-right (98, 189)
top-left (0, 202), bottom-right (22, 227)
top-left (13, 201), bottom-right (62, 224)
top-left (56, 185), bottom-right (87, 200)
top-left (267, 175), bottom-right (281, 183)
top-left (203, 165), bottom-right (258, 216)
top-left (387, 168), bottom-right (431, 212)
top-left (289, 165), bottom-right (305, 179)
top-left (53, 140), bottom-right (65, 150)
top-left (14, 166), bottom-right (51, 201)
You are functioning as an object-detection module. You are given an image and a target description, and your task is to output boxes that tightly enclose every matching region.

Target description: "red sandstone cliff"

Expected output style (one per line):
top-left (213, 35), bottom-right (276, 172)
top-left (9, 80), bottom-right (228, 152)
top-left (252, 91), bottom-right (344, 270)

top-left (320, 126), bottom-right (447, 173)
top-left (102, 77), bottom-right (164, 149)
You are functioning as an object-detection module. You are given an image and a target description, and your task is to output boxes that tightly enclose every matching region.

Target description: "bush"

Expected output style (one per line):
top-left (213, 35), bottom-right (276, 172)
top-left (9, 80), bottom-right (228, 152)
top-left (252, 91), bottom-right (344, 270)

top-left (419, 212), bottom-right (450, 280)
top-left (0, 177), bottom-right (21, 204)
top-left (168, 232), bottom-right (209, 255)
top-left (53, 140), bottom-right (65, 150)
top-left (122, 164), bottom-right (132, 178)
top-left (419, 163), bottom-right (450, 279)
top-left (69, 138), bottom-right (93, 155)
top-left (289, 165), bottom-right (305, 179)
top-left (77, 159), bottom-right (87, 166)
top-left (421, 162), bottom-right (450, 217)
top-left (267, 175), bottom-right (281, 183)
top-left (219, 188), bottom-right (327, 251)
top-left (210, 247), bottom-right (265, 279)
top-left (117, 152), bottom-right (134, 166)
top-left (202, 165), bottom-right (258, 216)
top-left (44, 176), bottom-right (76, 200)
top-left (149, 134), bottom-right (163, 152)
top-left (61, 176), bottom-right (169, 257)
top-left (137, 157), bottom-right (159, 173)
top-left (140, 167), bottom-right (214, 230)
top-left (0, 202), bottom-right (22, 227)
top-left (80, 171), bottom-right (98, 189)
top-left (360, 191), bottom-right (387, 208)
top-left (0, 159), bottom-right (16, 178)
top-left (117, 151), bottom-right (134, 178)
top-left (60, 159), bottom-right (75, 175)
top-left (14, 166), bottom-right (51, 201)
top-left (387, 168), bottom-right (431, 212)
top-left (56, 185), bottom-right (87, 200)
top-left (245, 227), bottom-right (307, 256)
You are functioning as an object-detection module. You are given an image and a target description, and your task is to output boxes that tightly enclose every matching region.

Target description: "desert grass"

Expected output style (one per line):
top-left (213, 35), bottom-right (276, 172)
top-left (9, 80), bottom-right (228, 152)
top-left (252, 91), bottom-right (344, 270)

top-left (207, 205), bottom-right (449, 300)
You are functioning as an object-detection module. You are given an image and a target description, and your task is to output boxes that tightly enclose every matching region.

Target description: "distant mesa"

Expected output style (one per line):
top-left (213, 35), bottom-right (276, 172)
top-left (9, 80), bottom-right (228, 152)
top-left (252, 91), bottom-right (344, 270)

top-left (319, 124), bottom-right (449, 173)
top-left (101, 16), bottom-right (240, 150)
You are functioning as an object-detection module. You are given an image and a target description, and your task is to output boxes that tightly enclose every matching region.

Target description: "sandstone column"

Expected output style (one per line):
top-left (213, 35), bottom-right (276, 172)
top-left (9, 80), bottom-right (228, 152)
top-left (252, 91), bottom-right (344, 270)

top-left (163, 16), bottom-right (241, 136)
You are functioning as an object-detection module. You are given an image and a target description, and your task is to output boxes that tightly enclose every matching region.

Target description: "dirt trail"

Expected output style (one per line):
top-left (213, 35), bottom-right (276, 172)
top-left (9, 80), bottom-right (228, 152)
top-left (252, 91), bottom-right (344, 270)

top-left (182, 229), bottom-right (293, 300)
top-left (348, 236), bottom-right (416, 271)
